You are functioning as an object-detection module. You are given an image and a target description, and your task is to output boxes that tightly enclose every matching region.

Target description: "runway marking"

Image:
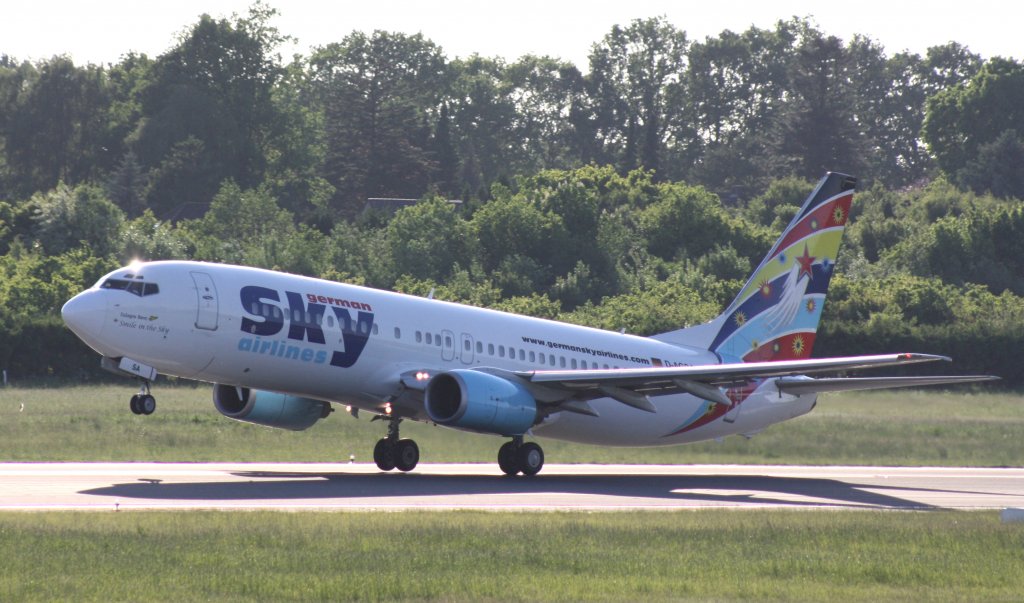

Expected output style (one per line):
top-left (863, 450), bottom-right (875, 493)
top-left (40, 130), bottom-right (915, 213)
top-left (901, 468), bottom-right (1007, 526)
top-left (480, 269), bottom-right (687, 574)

top-left (1, 463), bottom-right (1022, 512)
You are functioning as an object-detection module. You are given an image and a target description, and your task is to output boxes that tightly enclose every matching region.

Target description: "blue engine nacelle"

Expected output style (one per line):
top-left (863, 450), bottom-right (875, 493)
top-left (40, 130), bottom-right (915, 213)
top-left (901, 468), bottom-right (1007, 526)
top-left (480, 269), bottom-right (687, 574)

top-left (213, 384), bottom-right (330, 431)
top-left (424, 369), bottom-right (538, 436)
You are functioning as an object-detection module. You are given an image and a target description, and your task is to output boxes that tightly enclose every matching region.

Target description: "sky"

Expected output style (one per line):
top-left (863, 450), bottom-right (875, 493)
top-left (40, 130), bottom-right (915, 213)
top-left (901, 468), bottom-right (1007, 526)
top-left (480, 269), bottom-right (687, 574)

top-left (2, 0), bottom-right (1022, 68)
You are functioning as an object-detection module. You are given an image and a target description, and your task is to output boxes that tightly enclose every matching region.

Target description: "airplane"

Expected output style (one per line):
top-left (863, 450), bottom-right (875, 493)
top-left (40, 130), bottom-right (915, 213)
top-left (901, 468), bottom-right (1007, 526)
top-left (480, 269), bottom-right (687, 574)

top-left (61, 172), bottom-right (997, 475)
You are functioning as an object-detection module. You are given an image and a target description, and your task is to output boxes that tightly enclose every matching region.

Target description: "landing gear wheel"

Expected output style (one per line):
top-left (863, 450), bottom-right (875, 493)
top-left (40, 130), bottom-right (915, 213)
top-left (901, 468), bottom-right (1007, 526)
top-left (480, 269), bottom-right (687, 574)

top-left (498, 442), bottom-right (518, 475)
top-left (138, 394), bottom-right (156, 415)
top-left (373, 438), bottom-right (396, 471)
top-left (394, 439), bottom-right (420, 472)
top-left (129, 394), bottom-right (142, 415)
top-left (517, 442), bottom-right (544, 476)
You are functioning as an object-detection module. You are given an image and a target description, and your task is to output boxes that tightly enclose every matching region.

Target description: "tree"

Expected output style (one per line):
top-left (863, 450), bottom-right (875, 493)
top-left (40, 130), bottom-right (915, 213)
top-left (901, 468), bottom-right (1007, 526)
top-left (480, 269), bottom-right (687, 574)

top-left (588, 17), bottom-right (689, 176)
top-left (311, 31), bottom-right (447, 218)
top-left (683, 23), bottom-right (796, 191)
top-left (29, 183), bottom-right (124, 257)
top-left (385, 197), bottom-right (467, 282)
top-left (2, 57), bottom-right (114, 197)
top-left (924, 57), bottom-right (1024, 180)
top-left (957, 129), bottom-right (1024, 199)
top-left (775, 27), bottom-right (867, 180)
top-left (445, 55), bottom-right (519, 200)
top-left (132, 4), bottom-right (288, 212)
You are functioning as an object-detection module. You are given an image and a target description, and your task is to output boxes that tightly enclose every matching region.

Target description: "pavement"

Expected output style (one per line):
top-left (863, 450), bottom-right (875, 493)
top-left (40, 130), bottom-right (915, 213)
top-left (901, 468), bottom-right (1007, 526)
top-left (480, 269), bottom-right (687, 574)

top-left (1, 463), bottom-right (1022, 512)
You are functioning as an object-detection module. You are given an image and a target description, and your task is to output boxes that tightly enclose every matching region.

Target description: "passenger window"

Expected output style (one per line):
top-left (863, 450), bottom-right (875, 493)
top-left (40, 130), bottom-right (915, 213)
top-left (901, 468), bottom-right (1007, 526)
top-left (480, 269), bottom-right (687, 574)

top-left (394, 327), bottom-right (401, 339)
top-left (476, 341), bottom-right (482, 353)
top-left (549, 354), bottom-right (555, 365)
top-left (509, 347), bottom-right (516, 358)
top-left (571, 358), bottom-right (578, 369)
top-left (560, 357), bottom-right (566, 368)
top-left (538, 354), bottom-right (545, 365)
top-left (529, 351), bottom-right (535, 362)
top-left (425, 333), bottom-right (432, 345)
top-left (436, 335), bottom-right (442, 347)
top-left (416, 331), bottom-right (423, 343)
top-left (446, 336), bottom-right (453, 348)
top-left (327, 315), bottom-right (335, 328)
top-left (488, 343), bottom-right (495, 355)
top-left (519, 349), bottom-right (525, 361)
top-left (463, 339), bottom-right (470, 351)
top-left (499, 346), bottom-right (505, 358)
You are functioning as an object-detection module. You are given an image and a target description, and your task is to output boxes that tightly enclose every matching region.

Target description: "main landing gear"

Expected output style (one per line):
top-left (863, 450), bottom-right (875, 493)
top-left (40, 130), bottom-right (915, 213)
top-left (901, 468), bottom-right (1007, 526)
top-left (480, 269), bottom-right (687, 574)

top-left (372, 416), bottom-right (420, 472)
top-left (129, 381), bottom-right (156, 415)
top-left (498, 436), bottom-right (544, 476)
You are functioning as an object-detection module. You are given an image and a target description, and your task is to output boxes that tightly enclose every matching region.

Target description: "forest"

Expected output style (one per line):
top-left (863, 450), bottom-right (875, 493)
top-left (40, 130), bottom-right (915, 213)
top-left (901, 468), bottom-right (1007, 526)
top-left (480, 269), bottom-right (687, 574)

top-left (1, 4), bottom-right (1022, 385)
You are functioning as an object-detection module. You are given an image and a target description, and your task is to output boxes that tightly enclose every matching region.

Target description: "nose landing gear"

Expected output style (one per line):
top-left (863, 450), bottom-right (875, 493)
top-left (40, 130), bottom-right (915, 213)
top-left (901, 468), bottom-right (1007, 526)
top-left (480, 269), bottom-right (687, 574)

top-left (129, 381), bottom-right (156, 415)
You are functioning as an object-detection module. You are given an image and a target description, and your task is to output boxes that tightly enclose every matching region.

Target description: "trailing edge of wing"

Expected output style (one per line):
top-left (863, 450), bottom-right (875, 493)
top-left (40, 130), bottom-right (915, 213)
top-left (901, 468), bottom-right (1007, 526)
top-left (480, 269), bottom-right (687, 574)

top-left (774, 375), bottom-right (1000, 395)
top-left (520, 353), bottom-right (951, 390)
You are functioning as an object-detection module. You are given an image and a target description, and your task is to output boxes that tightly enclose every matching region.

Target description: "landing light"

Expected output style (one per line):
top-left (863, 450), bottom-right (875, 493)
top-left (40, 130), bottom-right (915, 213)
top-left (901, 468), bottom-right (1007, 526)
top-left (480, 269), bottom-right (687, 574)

top-left (416, 371), bottom-right (431, 381)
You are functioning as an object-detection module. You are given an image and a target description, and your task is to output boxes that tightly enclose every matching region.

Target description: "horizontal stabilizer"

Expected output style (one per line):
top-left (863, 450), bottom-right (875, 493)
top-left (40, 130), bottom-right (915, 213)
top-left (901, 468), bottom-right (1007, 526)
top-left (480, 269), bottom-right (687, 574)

top-left (775, 375), bottom-right (1000, 395)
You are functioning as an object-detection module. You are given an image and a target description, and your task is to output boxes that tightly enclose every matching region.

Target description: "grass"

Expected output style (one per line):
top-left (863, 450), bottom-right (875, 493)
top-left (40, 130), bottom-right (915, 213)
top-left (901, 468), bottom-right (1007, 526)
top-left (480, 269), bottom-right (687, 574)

top-left (0, 510), bottom-right (1022, 602)
top-left (1, 384), bottom-right (1021, 465)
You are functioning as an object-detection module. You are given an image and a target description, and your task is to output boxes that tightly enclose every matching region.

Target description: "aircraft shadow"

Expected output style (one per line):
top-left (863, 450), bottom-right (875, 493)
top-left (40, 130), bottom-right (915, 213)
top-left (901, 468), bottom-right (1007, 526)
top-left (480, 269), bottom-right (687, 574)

top-left (77, 469), bottom-right (1004, 510)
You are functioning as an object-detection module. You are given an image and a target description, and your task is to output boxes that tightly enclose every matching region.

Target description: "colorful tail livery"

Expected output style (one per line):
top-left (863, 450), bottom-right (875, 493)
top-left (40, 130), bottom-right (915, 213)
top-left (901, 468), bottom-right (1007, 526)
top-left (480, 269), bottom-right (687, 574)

top-left (712, 172), bottom-right (854, 362)
top-left (656, 173), bottom-right (854, 363)
top-left (62, 172), bottom-right (997, 476)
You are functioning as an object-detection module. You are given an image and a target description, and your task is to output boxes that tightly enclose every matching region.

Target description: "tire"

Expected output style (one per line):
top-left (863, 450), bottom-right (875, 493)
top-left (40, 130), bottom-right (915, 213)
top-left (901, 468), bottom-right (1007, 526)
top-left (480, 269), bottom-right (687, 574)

top-left (498, 442), bottom-right (519, 475)
top-left (129, 394), bottom-right (142, 415)
top-left (373, 438), bottom-right (396, 471)
top-left (394, 439), bottom-right (419, 472)
top-left (517, 442), bottom-right (544, 476)
top-left (139, 395), bottom-right (156, 415)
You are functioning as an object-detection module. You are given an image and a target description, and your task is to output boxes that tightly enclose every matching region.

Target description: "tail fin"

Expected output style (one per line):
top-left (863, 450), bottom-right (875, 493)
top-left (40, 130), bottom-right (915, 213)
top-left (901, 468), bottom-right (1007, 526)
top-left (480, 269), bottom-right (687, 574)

top-left (654, 172), bottom-right (856, 363)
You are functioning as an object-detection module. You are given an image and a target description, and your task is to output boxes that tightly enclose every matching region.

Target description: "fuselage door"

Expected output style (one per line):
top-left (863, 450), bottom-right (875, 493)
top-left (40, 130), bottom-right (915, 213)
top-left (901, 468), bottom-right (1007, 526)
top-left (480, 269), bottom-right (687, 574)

top-left (441, 329), bottom-right (456, 362)
top-left (190, 271), bottom-right (219, 331)
top-left (459, 333), bottom-right (474, 365)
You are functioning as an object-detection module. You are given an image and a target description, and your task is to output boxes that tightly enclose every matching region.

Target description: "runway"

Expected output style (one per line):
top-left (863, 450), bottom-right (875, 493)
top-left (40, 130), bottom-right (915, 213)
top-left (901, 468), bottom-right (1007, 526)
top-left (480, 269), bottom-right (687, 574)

top-left (0, 463), bottom-right (1021, 511)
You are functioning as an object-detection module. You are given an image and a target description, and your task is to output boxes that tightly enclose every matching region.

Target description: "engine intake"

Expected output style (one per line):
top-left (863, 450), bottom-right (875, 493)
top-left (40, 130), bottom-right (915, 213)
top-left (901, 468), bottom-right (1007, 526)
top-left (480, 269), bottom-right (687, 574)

top-left (213, 384), bottom-right (330, 431)
top-left (424, 370), bottom-right (537, 436)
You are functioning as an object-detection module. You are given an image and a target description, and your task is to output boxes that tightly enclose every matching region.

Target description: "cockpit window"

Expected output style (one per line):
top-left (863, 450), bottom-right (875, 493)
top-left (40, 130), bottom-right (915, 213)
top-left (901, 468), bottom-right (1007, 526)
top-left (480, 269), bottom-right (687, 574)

top-left (101, 278), bottom-right (160, 297)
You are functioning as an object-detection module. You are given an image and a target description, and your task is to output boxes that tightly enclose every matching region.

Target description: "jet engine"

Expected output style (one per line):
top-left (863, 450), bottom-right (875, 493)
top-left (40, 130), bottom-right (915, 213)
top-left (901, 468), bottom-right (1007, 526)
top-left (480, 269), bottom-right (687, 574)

top-left (424, 369), bottom-right (538, 436)
top-left (213, 384), bottom-right (330, 431)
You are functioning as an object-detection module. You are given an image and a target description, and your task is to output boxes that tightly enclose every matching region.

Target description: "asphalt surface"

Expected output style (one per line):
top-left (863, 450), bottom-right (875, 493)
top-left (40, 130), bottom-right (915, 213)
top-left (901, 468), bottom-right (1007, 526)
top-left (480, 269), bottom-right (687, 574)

top-left (2, 463), bottom-right (1022, 511)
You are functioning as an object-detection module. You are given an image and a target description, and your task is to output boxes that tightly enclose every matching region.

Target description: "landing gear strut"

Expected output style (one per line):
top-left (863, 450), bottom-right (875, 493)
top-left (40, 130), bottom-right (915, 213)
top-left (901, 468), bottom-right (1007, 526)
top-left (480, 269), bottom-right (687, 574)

top-left (129, 381), bottom-right (155, 415)
top-left (372, 416), bottom-right (419, 472)
top-left (498, 436), bottom-right (544, 476)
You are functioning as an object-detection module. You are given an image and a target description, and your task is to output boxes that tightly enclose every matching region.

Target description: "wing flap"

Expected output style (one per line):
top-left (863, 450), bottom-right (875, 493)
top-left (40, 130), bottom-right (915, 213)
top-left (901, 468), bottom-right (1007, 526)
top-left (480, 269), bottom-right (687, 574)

top-left (774, 375), bottom-right (1000, 395)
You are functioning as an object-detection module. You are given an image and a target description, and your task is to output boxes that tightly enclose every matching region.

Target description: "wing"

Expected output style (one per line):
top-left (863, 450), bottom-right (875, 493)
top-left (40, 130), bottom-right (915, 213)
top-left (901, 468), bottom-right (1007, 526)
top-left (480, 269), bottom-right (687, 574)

top-left (504, 353), bottom-right (998, 414)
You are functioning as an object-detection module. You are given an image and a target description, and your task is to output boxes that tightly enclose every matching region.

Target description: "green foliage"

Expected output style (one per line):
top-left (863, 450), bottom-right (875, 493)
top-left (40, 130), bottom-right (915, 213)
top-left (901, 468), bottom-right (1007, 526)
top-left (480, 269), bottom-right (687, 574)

top-left (119, 210), bottom-right (187, 262)
top-left (385, 196), bottom-right (467, 283)
top-left (0, 14), bottom-right (1023, 385)
top-left (562, 279), bottom-right (719, 335)
top-left (29, 183), bottom-right (124, 256)
top-left (639, 181), bottom-right (734, 261)
top-left (924, 57), bottom-right (1024, 179)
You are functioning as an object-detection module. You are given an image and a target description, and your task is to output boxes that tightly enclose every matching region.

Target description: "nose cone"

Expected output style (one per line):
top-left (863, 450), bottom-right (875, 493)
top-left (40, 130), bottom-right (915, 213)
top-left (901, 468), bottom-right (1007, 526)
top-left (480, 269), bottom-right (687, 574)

top-left (62, 290), bottom-right (108, 350)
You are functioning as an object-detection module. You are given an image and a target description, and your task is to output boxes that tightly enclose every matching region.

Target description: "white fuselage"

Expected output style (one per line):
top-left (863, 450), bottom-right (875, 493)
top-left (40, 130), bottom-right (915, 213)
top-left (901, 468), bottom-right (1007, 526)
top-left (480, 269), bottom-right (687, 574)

top-left (64, 261), bottom-right (818, 447)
